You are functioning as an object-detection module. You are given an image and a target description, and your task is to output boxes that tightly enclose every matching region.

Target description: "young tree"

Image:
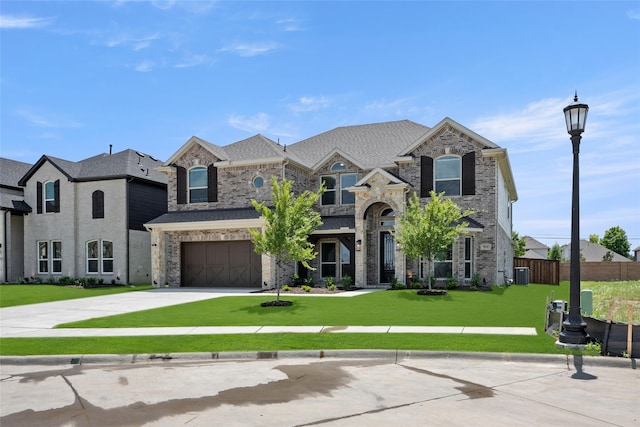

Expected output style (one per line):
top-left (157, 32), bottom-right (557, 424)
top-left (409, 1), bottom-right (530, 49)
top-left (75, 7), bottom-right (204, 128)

top-left (249, 177), bottom-right (324, 302)
top-left (547, 243), bottom-right (562, 261)
top-left (512, 231), bottom-right (526, 257)
top-left (600, 226), bottom-right (631, 258)
top-left (588, 234), bottom-right (600, 244)
top-left (395, 191), bottom-right (473, 290)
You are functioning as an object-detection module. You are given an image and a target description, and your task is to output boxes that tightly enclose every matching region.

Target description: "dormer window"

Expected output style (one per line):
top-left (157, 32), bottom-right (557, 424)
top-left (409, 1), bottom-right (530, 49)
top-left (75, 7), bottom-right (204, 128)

top-left (331, 162), bottom-right (347, 171)
top-left (188, 166), bottom-right (208, 203)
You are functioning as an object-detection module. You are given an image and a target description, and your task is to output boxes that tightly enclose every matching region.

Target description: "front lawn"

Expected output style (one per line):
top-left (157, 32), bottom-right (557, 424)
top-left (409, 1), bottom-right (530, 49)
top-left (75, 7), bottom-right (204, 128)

top-left (0, 284), bottom-right (153, 308)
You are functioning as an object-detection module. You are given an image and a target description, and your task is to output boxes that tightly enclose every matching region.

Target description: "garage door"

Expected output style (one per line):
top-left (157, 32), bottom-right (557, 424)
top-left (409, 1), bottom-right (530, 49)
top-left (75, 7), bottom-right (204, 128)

top-left (181, 241), bottom-right (262, 287)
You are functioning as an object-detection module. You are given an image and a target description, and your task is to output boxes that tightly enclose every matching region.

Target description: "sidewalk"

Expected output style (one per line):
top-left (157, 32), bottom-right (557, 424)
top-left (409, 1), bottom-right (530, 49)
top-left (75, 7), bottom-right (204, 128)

top-left (0, 288), bottom-right (535, 338)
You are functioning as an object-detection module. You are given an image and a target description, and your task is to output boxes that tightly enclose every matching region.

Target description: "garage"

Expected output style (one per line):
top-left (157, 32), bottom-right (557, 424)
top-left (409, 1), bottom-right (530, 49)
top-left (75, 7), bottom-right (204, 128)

top-left (181, 241), bottom-right (261, 287)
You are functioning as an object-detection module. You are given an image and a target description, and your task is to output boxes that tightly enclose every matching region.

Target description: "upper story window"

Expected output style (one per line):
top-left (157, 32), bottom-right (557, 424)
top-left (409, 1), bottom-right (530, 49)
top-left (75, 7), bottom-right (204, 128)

top-left (321, 163), bottom-right (356, 205)
top-left (37, 180), bottom-right (60, 213)
top-left (188, 166), bottom-right (208, 203)
top-left (177, 165), bottom-right (217, 205)
top-left (435, 156), bottom-right (461, 196)
top-left (92, 190), bottom-right (104, 219)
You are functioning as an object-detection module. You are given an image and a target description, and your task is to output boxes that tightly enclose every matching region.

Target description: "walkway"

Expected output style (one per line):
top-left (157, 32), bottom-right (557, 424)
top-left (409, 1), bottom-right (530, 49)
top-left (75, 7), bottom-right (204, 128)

top-left (0, 288), bottom-right (536, 338)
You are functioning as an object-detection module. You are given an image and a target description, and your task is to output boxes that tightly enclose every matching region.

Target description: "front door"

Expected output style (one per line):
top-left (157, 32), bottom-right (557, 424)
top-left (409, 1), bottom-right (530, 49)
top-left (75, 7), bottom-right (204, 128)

top-left (380, 231), bottom-right (395, 283)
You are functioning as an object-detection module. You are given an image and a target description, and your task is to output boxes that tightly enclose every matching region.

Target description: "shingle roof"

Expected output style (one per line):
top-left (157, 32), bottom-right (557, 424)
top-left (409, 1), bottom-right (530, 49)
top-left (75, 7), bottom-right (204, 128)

top-left (19, 149), bottom-right (167, 186)
top-left (317, 216), bottom-right (355, 231)
top-left (561, 240), bottom-right (632, 262)
top-left (146, 207), bottom-right (260, 224)
top-left (0, 158), bottom-right (32, 189)
top-left (287, 120), bottom-right (431, 169)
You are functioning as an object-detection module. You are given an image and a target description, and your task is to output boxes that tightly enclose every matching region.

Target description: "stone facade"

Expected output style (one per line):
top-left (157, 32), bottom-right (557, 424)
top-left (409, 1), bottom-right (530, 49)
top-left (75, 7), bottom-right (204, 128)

top-left (148, 118), bottom-right (517, 289)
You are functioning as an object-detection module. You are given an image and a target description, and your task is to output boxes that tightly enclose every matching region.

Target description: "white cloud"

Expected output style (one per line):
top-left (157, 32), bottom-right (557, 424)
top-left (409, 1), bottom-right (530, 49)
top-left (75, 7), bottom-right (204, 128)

top-left (289, 96), bottom-right (332, 113)
top-left (628, 9), bottom-right (640, 20)
top-left (218, 41), bottom-right (280, 57)
top-left (227, 113), bottom-right (271, 133)
top-left (174, 53), bottom-right (209, 68)
top-left (133, 60), bottom-right (154, 72)
top-left (0, 14), bottom-right (52, 29)
top-left (17, 109), bottom-right (82, 128)
top-left (276, 18), bottom-right (304, 32)
top-left (105, 32), bottom-right (161, 51)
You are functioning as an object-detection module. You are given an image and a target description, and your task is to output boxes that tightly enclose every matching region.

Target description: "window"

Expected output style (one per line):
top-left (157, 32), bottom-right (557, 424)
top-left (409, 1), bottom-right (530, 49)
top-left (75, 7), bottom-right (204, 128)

top-left (331, 162), bottom-right (347, 171)
top-left (38, 241), bottom-right (49, 273)
top-left (341, 242), bottom-right (350, 270)
top-left (435, 156), bottom-right (461, 196)
top-left (253, 176), bottom-right (264, 189)
top-left (340, 173), bottom-right (357, 205)
top-left (321, 242), bottom-right (336, 277)
top-left (52, 241), bottom-right (62, 274)
top-left (464, 237), bottom-right (473, 279)
top-left (321, 175), bottom-right (337, 205)
top-left (38, 241), bottom-right (61, 274)
top-left (92, 190), bottom-right (104, 219)
top-left (380, 209), bottom-right (395, 226)
top-left (188, 166), bottom-right (208, 203)
top-left (87, 239), bottom-right (113, 274)
top-left (434, 245), bottom-right (453, 279)
top-left (37, 180), bottom-right (60, 213)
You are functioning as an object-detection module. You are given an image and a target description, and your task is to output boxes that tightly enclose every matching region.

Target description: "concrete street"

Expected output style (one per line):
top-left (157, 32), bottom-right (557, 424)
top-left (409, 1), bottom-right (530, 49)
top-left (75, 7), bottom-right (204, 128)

top-left (1, 352), bottom-right (638, 426)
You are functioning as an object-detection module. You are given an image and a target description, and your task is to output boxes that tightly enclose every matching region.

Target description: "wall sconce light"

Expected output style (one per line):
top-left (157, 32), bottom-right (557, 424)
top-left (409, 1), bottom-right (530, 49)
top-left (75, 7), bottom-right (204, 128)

top-left (152, 243), bottom-right (158, 247)
top-left (396, 242), bottom-right (401, 250)
top-left (355, 240), bottom-right (362, 251)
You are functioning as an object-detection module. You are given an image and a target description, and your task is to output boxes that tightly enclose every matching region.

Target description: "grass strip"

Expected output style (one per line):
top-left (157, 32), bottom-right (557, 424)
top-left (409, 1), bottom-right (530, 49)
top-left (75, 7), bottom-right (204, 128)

top-left (0, 284), bottom-right (153, 308)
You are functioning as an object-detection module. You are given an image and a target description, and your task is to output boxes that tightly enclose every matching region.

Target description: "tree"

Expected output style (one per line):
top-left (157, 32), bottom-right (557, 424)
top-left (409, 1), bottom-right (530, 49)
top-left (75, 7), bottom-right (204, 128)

top-left (395, 191), bottom-right (473, 290)
top-left (547, 243), bottom-right (562, 261)
top-left (249, 177), bottom-right (324, 302)
top-left (600, 226), bottom-right (631, 258)
top-left (512, 231), bottom-right (526, 257)
top-left (588, 234), bottom-right (600, 244)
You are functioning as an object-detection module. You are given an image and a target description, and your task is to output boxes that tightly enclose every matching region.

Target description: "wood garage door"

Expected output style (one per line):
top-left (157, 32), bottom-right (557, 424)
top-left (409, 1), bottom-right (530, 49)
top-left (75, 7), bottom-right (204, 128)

top-left (181, 241), bottom-right (261, 287)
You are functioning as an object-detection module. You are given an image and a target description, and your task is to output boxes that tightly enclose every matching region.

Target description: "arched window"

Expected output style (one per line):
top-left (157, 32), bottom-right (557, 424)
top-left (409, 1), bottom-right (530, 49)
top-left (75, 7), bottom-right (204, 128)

top-left (92, 190), bottom-right (104, 219)
top-left (435, 156), bottom-right (461, 196)
top-left (380, 208), bottom-right (395, 226)
top-left (321, 162), bottom-right (356, 205)
top-left (188, 166), bottom-right (208, 203)
top-left (331, 162), bottom-right (347, 171)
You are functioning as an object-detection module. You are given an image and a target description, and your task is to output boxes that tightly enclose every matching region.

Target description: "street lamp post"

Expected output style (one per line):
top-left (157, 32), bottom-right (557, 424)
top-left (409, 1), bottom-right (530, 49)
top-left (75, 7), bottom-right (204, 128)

top-left (558, 92), bottom-right (589, 347)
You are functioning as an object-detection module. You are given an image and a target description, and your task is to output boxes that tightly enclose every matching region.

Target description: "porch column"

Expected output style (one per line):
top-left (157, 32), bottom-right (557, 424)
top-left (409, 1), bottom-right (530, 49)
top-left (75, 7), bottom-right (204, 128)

top-left (354, 215), bottom-right (366, 288)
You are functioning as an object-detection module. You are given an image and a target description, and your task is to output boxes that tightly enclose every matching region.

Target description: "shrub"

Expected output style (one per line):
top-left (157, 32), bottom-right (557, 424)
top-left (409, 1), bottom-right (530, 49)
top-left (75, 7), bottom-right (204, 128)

top-left (341, 275), bottom-right (352, 290)
top-left (281, 284), bottom-right (291, 292)
top-left (301, 285), bottom-right (312, 292)
top-left (84, 277), bottom-right (97, 288)
top-left (471, 273), bottom-right (481, 290)
top-left (58, 276), bottom-right (74, 286)
top-left (291, 273), bottom-right (304, 287)
top-left (324, 276), bottom-right (336, 289)
top-left (390, 276), bottom-right (406, 290)
top-left (446, 277), bottom-right (458, 290)
top-left (327, 283), bottom-right (336, 291)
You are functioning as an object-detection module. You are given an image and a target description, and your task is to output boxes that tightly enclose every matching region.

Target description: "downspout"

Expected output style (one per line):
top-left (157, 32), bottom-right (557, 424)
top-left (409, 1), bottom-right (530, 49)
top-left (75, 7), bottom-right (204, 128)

top-left (2, 210), bottom-right (8, 282)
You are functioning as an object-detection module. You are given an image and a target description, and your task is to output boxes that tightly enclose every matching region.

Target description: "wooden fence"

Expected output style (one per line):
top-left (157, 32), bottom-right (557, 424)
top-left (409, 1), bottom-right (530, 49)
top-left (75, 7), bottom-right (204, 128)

top-left (559, 262), bottom-right (640, 281)
top-left (513, 258), bottom-right (559, 285)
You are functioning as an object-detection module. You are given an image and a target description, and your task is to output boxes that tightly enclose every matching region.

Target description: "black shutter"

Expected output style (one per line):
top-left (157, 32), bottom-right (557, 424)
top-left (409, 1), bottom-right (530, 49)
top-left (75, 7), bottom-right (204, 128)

top-left (420, 156), bottom-right (433, 197)
top-left (37, 181), bottom-right (43, 214)
top-left (176, 166), bottom-right (187, 204)
top-left (207, 165), bottom-right (218, 202)
top-left (53, 180), bottom-right (60, 212)
top-left (92, 190), bottom-right (104, 219)
top-left (462, 152), bottom-right (476, 196)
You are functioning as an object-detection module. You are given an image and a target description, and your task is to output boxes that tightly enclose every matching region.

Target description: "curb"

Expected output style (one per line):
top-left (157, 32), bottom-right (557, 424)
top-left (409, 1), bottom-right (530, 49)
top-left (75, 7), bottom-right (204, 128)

top-left (0, 350), bottom-right (636, 369)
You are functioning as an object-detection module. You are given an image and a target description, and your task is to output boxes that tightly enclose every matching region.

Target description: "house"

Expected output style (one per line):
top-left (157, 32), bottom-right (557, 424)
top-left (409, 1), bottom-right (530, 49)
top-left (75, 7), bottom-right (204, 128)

top-left (146, 117), bottom-right (518, 289)
top-left (0, 158), bottom-right (33, 282)
top-left (522, 236), bottom-right (549, 260)
top-left (18, 149), bottom-right (167, 284)
top-left (561, 240), bottom-right (632, 263)
top-left (634, 246), bottom-right (640, 262)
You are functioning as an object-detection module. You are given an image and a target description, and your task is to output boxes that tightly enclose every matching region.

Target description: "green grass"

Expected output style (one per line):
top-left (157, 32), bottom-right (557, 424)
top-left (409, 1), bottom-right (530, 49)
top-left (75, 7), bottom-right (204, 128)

top-left (0, 284), bottom-right (153, 308)
top-left (59, 285), bottom-right (555, 328)
top-left (582, 280), bottom-right (640, 323)
top-left (0, 284), bottom-right (569, 355)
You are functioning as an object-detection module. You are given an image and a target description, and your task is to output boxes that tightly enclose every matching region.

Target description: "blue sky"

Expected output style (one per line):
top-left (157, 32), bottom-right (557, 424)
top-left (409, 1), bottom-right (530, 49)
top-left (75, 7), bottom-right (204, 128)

top-left (1, 1), bottom-right (639, 252)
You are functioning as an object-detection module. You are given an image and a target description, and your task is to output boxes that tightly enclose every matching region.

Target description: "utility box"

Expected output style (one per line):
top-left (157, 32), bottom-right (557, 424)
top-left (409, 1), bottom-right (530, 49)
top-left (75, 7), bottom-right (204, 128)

top-left (581, 289), bottom-right (593, 316)
top-left (514, 267), bottom-right (530, 285)
top-left (552, 300), bottom-right (567, 313)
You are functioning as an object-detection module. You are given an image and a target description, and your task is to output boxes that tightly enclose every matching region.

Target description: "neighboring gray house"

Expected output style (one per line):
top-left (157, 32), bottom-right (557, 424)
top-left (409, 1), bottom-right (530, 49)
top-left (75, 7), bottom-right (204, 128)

top-left (18, 149), bottom-right (167, 284)
top-left (522, 236), bottom-right (549, 260)
top-left (147, 117), bottom-right (518, 289)
top-left (0, 158), bottom-right (32, 282)
top-left (561, 240), bottom-right (632, 263)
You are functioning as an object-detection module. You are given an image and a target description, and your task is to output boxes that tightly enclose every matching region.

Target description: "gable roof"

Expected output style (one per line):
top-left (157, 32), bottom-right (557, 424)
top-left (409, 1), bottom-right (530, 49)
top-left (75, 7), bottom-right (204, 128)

top-left (163, 136), bottom-right (228, 166)
top-left (288, 120), bottom-right (431, 169)
top-left (561, 240), bottom-right (632, 262)
top-left (0, 158), bottom-right (32, 190)
top-left (18, 149), bottom-right (167, 186)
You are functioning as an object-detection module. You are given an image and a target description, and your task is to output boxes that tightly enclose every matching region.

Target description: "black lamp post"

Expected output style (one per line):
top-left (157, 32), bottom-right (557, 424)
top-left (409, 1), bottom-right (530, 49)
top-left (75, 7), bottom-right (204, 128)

top-left (558, 92), bottom-right (589, 347)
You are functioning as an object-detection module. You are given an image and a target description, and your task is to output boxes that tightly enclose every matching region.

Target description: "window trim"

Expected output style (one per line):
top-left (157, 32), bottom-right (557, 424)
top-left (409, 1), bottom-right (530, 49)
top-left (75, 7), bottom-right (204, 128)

top-left (86, 239), bottom-right (113, 274)
top-left (340, 173), bottom-right (357, 205)
top-left (52, 240), bottom-right (62, 274)
top-left (434, 155), bottom-right (462, 196)
top-left (321, 175), bottom-right (337, 205)
top-left (44, 181), bottom-right (56, 213)
top-left (187, 166), bottom-right (208, 204)
top-left (38, 241), bottom-right (49, 274)
top-left (464, 237), bottom-right (473, 279)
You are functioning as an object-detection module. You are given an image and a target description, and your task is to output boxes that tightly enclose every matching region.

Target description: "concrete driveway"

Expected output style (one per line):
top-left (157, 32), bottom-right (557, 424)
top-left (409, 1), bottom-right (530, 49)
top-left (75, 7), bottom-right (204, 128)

top-left (1, 352), bottom-right (637, 426)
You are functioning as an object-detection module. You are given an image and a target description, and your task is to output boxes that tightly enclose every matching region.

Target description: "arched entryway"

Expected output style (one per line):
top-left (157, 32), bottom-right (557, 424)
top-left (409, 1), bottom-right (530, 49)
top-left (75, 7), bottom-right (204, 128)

top-left (363, 202), bottom-right (397, 286)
